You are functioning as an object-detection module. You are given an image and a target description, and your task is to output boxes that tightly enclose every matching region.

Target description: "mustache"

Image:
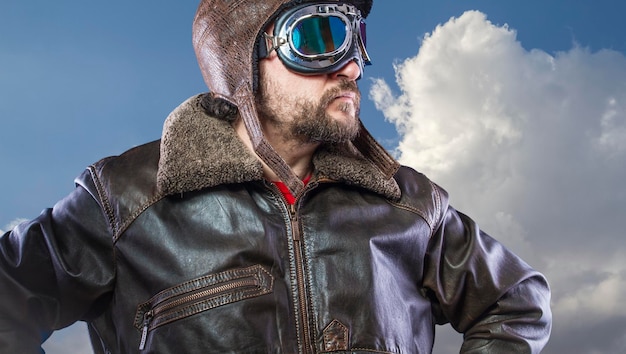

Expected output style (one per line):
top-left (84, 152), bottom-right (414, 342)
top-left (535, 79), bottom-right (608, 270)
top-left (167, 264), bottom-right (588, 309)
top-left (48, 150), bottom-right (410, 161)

top-left (320, 80), bottom-right (361, 107)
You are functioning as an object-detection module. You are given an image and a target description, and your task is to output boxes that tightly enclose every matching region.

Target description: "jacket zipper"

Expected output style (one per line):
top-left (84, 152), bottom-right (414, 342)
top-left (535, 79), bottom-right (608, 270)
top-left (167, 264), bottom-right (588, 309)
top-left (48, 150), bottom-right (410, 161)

top-left (139, 310), bottom-right (153, 350)
top-left (268, 179), bottom-right (327, 353)
top-left (139, 276), bottom-right (260, 350)
top-left (289, 203), bottom-right (314, 353)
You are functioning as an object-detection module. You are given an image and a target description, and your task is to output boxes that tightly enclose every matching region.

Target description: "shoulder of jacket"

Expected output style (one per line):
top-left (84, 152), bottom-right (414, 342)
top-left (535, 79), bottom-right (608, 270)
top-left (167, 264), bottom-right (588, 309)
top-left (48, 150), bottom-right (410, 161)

top-left (76, 140), bottom-right (163, 241)
top-left (391, 165), bottom-right (450, 234)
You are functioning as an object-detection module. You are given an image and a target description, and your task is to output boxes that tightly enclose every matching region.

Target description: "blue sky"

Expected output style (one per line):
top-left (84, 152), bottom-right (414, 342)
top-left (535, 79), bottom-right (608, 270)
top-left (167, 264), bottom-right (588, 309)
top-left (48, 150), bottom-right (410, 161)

top-left (2, 1), bottom-right (626, 353)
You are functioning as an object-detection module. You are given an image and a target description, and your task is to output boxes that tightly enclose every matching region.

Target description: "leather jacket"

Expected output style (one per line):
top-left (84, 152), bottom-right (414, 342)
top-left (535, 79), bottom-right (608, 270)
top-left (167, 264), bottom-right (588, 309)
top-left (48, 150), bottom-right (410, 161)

top-left (0, 94), bottom-right (551, 353)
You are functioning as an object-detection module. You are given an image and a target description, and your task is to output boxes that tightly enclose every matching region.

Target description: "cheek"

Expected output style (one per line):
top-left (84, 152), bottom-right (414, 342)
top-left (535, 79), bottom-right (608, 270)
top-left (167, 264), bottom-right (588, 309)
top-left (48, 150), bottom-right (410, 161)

top-left (295, 79), bottom-right (326, 98)
top-left (259, 57), bottom-right (327, 101)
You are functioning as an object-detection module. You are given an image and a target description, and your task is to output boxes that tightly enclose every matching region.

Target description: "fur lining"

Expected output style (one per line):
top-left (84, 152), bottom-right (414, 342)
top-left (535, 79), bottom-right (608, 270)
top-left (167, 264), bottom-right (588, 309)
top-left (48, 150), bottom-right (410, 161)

top-left (157, 95), bottom-right (264, 195)
top-left (157, 94), bottom-right (400, 200)
top-left (314, 144), bottom-right (401, 200)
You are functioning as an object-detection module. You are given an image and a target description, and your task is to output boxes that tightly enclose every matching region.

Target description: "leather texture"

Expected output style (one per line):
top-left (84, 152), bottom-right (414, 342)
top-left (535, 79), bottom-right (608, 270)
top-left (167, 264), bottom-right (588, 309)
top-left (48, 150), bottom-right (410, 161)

top-left (192, 0), bottom-right (396, 197)
top-left (0, 96), bottom-right (552, 354)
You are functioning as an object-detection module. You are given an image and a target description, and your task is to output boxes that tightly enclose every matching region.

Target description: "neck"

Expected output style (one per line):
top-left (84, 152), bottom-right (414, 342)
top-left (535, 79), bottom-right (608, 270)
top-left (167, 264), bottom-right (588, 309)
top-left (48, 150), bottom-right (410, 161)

top-left (233, 118), bottom-right (317, 181)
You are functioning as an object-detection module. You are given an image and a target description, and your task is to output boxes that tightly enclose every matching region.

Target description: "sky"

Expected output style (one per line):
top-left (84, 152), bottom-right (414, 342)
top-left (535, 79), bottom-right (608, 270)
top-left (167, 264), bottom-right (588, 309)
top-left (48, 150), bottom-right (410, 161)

top-left (1, 1), bottom-right (625, 353)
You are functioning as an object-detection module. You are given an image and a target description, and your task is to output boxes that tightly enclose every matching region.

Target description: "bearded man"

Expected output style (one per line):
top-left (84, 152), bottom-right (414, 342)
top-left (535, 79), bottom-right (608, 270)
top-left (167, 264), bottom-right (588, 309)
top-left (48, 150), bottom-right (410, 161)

top-left (0, 1), bottom-right (551, 353)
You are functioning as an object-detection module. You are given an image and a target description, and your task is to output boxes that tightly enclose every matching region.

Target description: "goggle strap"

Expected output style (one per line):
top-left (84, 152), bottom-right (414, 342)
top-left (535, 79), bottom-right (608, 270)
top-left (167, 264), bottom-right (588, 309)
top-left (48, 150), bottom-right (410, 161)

top-left (258, 32), bottom-right (287, 59)
top-left (258, 3), bottom-right (371, 74)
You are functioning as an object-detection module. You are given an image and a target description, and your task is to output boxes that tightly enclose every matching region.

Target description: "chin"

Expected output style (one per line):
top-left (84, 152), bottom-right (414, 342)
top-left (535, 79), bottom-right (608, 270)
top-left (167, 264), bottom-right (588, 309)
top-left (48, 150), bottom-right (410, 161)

top-left (328, 106), bottom-right (357, 122)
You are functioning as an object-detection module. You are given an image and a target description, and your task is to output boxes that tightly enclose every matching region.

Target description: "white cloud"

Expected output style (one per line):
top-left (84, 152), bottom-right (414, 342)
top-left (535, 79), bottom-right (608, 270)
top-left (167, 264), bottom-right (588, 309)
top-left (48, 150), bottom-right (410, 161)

top-left (595, 96), bottom-right (626, 157)
top-left (371, 10), bottom-right (626, 354)
top-left (549, 252), bottom-right (626, 322)
top-left (11, 9), bottom-right (626, 354)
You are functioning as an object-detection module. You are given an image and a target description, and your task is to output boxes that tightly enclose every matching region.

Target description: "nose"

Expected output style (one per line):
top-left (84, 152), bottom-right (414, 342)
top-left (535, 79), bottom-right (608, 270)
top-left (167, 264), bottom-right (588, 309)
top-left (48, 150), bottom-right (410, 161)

top-left (329, 60), bottom-right (361, 81)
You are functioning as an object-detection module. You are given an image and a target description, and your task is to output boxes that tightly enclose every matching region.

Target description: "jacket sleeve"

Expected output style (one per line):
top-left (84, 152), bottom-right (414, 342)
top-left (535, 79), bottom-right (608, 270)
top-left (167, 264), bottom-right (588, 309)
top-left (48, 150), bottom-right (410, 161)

top-left (423, 206), bottom-right (552, 353)
top-left (0, 170), bottom-right (116, 353)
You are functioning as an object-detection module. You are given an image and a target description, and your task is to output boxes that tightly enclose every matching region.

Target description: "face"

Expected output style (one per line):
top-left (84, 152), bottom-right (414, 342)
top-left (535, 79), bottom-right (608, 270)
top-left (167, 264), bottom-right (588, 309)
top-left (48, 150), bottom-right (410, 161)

top-left (255, 47), bottom-right (362, 145)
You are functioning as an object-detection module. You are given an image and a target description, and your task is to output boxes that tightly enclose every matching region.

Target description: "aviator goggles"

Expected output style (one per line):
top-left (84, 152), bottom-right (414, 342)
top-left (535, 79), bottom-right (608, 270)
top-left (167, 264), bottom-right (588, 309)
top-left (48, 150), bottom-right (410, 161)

top-left (258, 3), bottom-right (372, 78)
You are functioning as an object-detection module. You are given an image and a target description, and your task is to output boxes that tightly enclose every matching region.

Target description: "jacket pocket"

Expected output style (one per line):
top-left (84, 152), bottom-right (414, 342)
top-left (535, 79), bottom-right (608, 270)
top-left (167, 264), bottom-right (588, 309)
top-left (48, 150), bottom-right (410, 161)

top-left (133, 264), bottom-right (274, 350)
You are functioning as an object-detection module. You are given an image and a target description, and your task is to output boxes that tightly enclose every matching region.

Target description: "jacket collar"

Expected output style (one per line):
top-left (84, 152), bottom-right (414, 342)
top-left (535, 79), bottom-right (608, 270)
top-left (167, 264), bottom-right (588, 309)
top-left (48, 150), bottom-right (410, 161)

top-left (157, 94), bottom-right (400, 200)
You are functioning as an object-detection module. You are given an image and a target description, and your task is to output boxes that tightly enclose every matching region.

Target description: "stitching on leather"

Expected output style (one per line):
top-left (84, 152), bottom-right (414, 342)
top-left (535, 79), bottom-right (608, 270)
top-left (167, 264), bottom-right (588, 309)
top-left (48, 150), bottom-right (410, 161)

top-left (264, 181), bottom-right (307, 351)
top-left (87, 165), bottom-right (166, 244)
top-left (149, 282), bottom-right (272, 330)
top-left (385, 199), bottom-right (434, 233)
top-left (295, 197), bottom-right (320, 351)
top-left (322, 319), bottom-right (348, 351)
top-left (272, 187), bottom-right (305, 351)
top-left (133, 265), bottom-right (273, 330)
top-left (88, 165), bottom-right (117, 235)
top-left (112, 193), bottom-right (164, 243)
top-left (141, 265), bottom-right (271, 310)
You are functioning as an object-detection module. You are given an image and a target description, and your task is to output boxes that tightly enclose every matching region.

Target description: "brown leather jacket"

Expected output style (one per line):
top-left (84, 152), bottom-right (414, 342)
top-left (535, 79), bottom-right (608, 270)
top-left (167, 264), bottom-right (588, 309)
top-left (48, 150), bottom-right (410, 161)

top-left (0, 95), bottom-right (551, 353)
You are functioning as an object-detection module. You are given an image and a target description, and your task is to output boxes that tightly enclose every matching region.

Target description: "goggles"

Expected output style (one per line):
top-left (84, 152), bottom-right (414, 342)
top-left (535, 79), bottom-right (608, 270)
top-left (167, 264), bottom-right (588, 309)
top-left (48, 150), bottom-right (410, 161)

top-left (258, 3), bottom-right (372, 78)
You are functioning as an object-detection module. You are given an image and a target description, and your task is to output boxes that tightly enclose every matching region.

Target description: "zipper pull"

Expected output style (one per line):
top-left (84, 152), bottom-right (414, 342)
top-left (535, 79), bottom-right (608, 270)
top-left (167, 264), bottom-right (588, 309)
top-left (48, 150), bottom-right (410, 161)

top-left (139, 310), bottom-right (153, 350)
top-left (289, 204), bottom-right (300, 241)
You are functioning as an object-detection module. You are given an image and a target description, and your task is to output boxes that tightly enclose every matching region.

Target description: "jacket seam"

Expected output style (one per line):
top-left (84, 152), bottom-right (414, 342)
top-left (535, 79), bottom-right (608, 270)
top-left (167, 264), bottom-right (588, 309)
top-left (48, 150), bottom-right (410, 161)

top-left (112, 193), bottom-right (165, 243)
top-left (429, 179), bottom-right (443, 238)
top-left (88, 165), bottom-right (117, 235)
top-left (262, 182), bottom-right (305, 351)
top-left (294, 187), bottom-right (322, 353)
top-left (384, 180), bottom-right (445, 238)
top-left (385, 200), bottom-right (435, 235)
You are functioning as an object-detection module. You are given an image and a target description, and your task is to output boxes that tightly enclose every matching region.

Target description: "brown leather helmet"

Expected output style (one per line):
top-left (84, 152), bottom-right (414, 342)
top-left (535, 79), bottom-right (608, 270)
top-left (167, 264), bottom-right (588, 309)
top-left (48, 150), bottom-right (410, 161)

top-left (192, 0), bottom-right (397, 195)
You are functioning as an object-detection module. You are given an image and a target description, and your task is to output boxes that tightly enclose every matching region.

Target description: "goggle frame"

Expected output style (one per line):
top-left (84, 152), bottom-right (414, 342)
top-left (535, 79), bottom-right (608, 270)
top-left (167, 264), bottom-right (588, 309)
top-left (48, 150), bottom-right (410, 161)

top-left (260, 3), bottom-right (372, 78)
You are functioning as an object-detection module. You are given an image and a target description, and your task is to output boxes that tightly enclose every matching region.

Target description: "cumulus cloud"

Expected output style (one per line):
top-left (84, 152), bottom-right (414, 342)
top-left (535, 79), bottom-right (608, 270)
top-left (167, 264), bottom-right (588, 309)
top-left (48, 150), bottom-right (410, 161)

top-left (370, 10), bottom-right (626, 354)
top-left (28, 10), bottom-right (626, 354)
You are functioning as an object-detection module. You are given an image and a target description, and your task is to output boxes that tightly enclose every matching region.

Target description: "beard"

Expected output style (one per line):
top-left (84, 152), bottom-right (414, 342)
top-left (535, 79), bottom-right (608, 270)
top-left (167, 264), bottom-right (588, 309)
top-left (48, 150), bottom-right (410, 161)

top-left (255, 75), bottom-right (361, 144)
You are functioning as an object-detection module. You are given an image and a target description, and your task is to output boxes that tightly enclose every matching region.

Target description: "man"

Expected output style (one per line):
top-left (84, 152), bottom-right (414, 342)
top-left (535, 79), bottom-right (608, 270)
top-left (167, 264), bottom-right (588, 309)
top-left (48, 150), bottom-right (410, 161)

top-left (0, 0), bottom-right (551, 353)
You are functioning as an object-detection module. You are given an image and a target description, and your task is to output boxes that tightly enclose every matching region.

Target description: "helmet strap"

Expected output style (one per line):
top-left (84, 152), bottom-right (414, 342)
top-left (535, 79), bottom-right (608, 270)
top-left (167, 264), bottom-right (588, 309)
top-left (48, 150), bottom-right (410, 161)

top-left (234, 84), bottom-right (306, 196)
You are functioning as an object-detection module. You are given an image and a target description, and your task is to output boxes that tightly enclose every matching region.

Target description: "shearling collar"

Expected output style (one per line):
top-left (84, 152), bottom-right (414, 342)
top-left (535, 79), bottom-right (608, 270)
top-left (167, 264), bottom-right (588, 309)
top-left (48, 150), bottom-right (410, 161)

top-left (157, 94), bottom-right (401, 200)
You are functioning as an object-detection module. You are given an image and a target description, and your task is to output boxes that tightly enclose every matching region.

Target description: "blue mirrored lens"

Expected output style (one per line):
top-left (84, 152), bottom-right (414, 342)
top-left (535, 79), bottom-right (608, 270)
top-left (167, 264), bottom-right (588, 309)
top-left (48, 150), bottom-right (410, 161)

top-left (292, 16), bottom-right (347, 55)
